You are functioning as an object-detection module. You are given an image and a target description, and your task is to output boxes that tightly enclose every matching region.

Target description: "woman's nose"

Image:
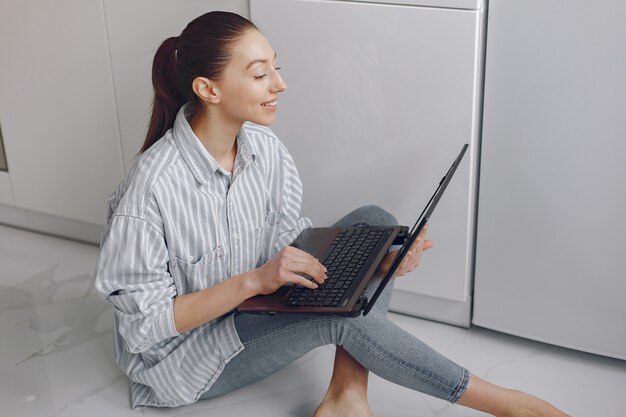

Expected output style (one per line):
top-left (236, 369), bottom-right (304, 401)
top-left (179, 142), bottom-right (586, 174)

top-left (272, 70), bottom-right (287, 93)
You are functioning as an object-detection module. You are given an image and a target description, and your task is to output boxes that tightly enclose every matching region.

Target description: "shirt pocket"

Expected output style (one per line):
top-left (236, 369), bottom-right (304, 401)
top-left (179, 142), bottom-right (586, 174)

top-left (170, 246), bottom-right (225, 295)
top-left (254, 210), bottom-right (280, 265)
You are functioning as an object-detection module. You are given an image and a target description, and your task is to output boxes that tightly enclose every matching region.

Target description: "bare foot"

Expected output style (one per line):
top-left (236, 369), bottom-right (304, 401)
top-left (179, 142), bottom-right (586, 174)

top-left (499, 389), bottom-right (571, 417)
top-left (312, 389), bottom-right (374, 417)
top-left (457, 375), bottom-right (571, 417)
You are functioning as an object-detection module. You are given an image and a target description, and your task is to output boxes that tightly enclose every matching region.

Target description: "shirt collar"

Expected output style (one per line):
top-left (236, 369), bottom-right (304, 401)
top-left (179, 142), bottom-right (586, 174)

top-left (235, 124), bottom-right (257, 169)
top-left (172, 104), bottom-right (257, 185)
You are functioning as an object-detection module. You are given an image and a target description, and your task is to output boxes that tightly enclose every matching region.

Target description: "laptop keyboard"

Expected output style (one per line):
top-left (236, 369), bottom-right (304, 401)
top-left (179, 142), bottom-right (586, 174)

top-left (285, 228), bottom-right (387, 308)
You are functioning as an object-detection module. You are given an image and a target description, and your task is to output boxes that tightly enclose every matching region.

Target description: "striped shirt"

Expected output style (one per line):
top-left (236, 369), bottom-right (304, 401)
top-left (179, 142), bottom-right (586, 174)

top-left (94, 104), bottom-right (312, 407)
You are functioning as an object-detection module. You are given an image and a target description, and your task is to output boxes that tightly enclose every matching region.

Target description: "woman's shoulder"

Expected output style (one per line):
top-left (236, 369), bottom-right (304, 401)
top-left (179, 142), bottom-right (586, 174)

top-left (241, 122), bottom-right (290, 158)
top-left (241, 121), bottom-right (277, 138)
top-left (242, 122), bottom-right (285, 149)
top-left (109, 133), bottom-right (180, 219)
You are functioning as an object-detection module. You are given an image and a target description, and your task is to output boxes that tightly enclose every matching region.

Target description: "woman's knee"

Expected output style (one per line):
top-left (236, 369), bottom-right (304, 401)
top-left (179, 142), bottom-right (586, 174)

top-left (328, 311), bottom-right (389, 348)
top-left (333, 205), bottom-right (398, 228)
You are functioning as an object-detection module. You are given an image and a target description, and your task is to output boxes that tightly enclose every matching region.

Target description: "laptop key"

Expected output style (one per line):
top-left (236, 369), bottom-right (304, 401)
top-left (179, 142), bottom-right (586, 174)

top-left (284, 227), bottom-right (389, 308)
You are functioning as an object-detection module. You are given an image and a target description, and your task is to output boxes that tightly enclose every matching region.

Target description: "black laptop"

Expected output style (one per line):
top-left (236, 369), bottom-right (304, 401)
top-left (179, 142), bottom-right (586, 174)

top-left (238, 144), bottom-right (468, 317)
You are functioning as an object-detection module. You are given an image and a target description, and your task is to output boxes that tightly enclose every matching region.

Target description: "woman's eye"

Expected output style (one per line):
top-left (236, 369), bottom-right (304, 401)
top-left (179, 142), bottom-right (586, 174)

top-left (254, 68), bottom-right (281, 80)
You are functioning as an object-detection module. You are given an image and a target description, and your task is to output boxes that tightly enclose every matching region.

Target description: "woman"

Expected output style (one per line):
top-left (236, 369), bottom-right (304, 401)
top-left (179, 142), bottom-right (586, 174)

top-left (95, 11), bottom-right (568, 416)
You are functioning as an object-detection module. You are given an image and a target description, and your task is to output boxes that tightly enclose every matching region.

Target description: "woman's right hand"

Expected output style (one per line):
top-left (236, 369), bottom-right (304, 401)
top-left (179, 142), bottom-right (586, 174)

top-left (251, 246), bottom-right (327, 296)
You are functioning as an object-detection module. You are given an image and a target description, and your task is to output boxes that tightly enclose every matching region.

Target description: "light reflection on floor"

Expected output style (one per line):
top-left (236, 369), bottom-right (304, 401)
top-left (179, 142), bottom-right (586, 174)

top-left (1, 224), bottom-right (624, 417)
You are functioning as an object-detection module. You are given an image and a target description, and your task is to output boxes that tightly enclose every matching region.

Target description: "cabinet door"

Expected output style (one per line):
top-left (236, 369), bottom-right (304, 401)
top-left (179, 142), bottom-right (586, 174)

top-left (474, 0), bottom-right (626, 359)
top-left (251, 0), bottom-right (484, 325)
top-left (103, 0), bottom-right (249, 171)
top-left (0, 0), bottom-right (124, 225)
top-left (0, 172), bottom-right (13, 206)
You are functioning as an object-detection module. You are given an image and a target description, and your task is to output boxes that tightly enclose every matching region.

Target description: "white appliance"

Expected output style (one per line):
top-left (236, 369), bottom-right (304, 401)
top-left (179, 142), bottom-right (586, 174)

top-left (473, 0), bottom-right (626, 359)
top-left (251, 0), bottom-right (486, 326)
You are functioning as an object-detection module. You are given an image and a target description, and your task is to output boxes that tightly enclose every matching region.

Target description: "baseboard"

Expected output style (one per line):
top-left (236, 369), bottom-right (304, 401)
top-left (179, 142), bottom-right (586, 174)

top-left (390, 289), bottom-right (472, 328)
top-left (0, 203), bottom-right (103, 245)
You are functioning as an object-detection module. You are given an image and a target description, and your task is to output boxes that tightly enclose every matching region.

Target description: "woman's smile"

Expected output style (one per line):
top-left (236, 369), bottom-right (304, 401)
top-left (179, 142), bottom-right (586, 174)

top-left (261, 99), bottom-right (278, 111)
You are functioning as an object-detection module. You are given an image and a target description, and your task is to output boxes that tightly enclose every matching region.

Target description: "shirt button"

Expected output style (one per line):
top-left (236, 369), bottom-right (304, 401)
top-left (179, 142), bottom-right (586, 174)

top-left (233, 232), bottom-right (239, 240)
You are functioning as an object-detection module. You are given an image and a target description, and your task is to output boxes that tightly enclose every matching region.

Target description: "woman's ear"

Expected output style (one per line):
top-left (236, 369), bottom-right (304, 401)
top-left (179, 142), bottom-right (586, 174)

top-left (192, 77), bottom-right (221, 104)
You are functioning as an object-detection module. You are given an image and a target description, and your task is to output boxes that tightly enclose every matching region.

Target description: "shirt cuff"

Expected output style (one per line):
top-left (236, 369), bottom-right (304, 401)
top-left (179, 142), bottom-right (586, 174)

top-left (150, 298), bottom-right (180, 342)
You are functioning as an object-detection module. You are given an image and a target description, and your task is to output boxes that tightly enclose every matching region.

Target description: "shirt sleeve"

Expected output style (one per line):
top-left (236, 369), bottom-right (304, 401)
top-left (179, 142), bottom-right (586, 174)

top-left (270, 143), bottom-right (313, 258)
top-left (94, 214), bottom-right (179, 353)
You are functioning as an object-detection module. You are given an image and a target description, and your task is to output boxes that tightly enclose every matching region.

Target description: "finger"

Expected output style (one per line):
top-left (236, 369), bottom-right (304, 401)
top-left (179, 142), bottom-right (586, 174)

top-left (395, 266), bottom-right (409, 278)
top-left (413, 230), bottom-right (428, 246)
top-left (289, 261), bottom-right (327, 284)
top-left (408, 239), bottom-right (428, 261)
top-left (413, 225), bottom-right (428, 243)
top-left (396, 252), bottom-right (413, 275)
top-left (403, 249), bottom-right (416, 266)
top-left (287, 246), bottom-right (323, 263)
top-left (292, 273), bottom-right (319, 289)
top-left (400, 251), bottom-right (421, 274)
top-left (285, 247), bottom-right (327, 273)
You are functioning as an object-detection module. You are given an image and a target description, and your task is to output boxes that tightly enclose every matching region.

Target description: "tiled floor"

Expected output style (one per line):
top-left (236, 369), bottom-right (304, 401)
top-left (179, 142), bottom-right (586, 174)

top-left (1, 224), bottom-right (625, 417)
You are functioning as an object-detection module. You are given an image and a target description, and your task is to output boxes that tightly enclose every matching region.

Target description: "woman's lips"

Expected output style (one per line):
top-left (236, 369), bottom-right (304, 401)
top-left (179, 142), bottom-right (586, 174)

top-left (261, 99), bottom-right (278, 111)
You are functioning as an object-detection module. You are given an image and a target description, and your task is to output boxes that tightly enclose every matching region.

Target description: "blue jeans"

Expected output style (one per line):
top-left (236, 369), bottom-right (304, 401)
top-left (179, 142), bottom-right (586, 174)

top-left (201, 205), bottom-right (470, 403)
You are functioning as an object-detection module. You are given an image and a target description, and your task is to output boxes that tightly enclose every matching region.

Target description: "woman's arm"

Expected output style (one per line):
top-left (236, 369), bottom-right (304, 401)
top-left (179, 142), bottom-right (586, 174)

top-left (173, 245), bottom-right (327, 333)
top-left (95, 216), bottom-right (179, 353)
top-left (172, 271), bottom-right (257, 334)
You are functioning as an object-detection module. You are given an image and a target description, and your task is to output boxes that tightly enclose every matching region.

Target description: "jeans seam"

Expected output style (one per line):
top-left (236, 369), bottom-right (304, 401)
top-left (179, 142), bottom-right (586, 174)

top-left (332, 318), bottom-right (461, 398)
top-left (242, 316), bottom-right (461, 400)
top-left (241, 318), bottom-right (332, 348)
top-left (449, 367), bottom-right (470, 403)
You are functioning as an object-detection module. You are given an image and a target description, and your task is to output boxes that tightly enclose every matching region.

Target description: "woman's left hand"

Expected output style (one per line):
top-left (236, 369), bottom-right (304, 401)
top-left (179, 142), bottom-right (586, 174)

top-left (378, 224), bottom-right (433, 279)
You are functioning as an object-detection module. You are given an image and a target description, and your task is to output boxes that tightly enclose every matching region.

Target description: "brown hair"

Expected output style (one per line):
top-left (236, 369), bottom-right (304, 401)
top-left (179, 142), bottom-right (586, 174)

top-left (141, 11), bottom-right (257, 153)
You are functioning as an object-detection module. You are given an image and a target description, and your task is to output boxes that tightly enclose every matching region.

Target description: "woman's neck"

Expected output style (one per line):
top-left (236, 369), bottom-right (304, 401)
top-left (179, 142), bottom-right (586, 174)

top-left (190, 109), bottom-right (241, 173)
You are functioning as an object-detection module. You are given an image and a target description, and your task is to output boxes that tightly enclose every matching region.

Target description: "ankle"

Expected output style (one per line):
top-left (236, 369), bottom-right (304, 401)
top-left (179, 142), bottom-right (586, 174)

top-left (324, 383), bottom-right (368, 402)
top-left (313, 389), bottom-right (374, 417)
top-left (498, 389), bottom-right (571, 417)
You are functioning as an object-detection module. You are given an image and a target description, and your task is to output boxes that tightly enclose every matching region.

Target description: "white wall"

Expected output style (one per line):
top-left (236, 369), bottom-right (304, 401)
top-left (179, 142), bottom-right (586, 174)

top-left (0, 0), bottom-right (248, 242)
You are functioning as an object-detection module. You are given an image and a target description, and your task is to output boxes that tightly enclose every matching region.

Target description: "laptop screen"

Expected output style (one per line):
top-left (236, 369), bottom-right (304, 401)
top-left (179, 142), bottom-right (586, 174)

top-left (363, 143), bottom-right (468, 316)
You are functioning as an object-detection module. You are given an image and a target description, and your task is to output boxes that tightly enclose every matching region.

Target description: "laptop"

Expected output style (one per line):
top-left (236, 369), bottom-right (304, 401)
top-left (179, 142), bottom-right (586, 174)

top-left (238, 143), bottom-right (468, 317)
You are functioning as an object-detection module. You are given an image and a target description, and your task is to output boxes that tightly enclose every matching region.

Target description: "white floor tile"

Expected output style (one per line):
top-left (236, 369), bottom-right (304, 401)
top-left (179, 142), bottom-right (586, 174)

top-left (1, 225), bottom-right (625, 417)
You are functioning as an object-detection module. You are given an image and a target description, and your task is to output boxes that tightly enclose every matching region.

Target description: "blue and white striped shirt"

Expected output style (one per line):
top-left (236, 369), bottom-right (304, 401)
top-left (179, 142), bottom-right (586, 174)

top-left (94, 104), bottom-right (312, 407)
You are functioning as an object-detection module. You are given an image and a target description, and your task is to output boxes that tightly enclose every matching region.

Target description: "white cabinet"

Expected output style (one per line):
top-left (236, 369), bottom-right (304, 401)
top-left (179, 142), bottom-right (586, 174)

top-left (473, 0), bottom-right (626, 359)
top-left (103, 0), bottom-right (249, 171)
top-left (0, 0), bottom-right (124, 226)
top-left (0, 172), bottom-right (13, 206)
top-left (0, 1), bottom-right (248, 241)
top-left (251, 0), bottom-right (486, 326)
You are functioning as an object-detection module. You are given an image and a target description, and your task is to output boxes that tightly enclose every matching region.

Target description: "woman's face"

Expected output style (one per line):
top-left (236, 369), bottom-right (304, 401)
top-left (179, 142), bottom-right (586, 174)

top-left (214, 29), bottom-right (286, 126)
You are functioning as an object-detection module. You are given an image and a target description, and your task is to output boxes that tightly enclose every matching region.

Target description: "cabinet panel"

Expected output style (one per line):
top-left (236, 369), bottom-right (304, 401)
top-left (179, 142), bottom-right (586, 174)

top-left (474, 0), bottom-right (626, 359)
top-left (338, 0), bottom-right (484, 9)
top-left (251, 0), bottom-right (483, 306)
top-left (0, 0), bottom-right (124, 225)
top-left (103, 0), bottom-right (249, 172)
top-left (0, 172), bottom-right (14, 206)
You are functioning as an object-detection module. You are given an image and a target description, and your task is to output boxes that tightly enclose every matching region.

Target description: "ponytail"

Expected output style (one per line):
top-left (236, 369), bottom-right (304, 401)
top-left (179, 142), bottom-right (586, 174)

top-left (141, 37), bottom-right (185, 153)
top-left (139, 11), bottom-right (257, 154)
